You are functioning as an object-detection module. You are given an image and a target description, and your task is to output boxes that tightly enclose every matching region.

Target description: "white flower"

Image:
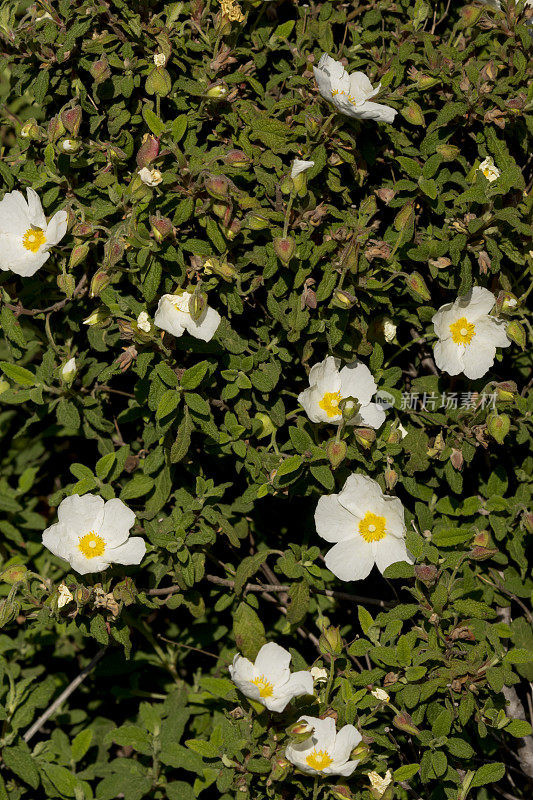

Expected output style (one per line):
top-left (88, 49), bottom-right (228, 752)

top-left (314, 54), bottom-right (397, 124)
top-left (57, 582), bottom-right (73, 608)
top-left (478, 156), bottom-right (500, 183)
top-left (285, 715), bottom-right (362, 776)
top-left (432, 287), bottom-right (510, 380)
top-left (154, 291), bottom-right (221, 342)
top-left (383, 319), bottom-right (397, 343)
top-left (137, 311), bottom-right (152, 332)
top-left (153, 52), bottom-right (166, 67)
top-left (298, 356), bottom-right (386, 429)
top-left (397, 422), bottom-right (408, 439)
top-left (138, 167), bottom-right (163, 187)
top-left (61, 139), bottom-right (78, 153)
top-left (42, 494), bottom-right (146, 575)
top-left (0, 188), bottom-right (67, 277)
top-left (291, 159), bottom-right (315, 179)
top-left (229, 642), bottom-right (314, 712)
top-left (61, 357), bottom-right (77, 380)
top-left (369, 770), bottom-right (393, 798)
top-left (371, 688), bottom-right (390, 702)
top-left (315, 473), bottom-right (412, 582)
top-left (311, 666), bottom-right (328, 683)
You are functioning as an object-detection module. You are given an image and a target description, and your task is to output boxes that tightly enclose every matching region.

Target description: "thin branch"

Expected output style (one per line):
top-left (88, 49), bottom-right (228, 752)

top-left (23, 647), bottom-right (106, 744)
top-left (4, 275), bottom-right (87, 317)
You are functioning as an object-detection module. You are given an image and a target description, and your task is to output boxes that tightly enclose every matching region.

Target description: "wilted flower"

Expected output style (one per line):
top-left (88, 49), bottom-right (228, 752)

top-left (42, 494), bottom-right (146, 575)
top-left (291, 159), bottom-right (315, 179)
top-left (57, 582), bottom-right (74, 609)
top-left (0, 188), bottom-right (67, 277)
top-left (137, 311), bottom-right (152, 333)
top-left (311, 666), bottom-right (328, 683)
top-left (432, 287), bottom-right (510, 380)
top-left (154, 290), bottom-right (221, 342)
top-left (314, 54), bottom-right (397, 124)
top-left (153, 52), bottom-right (166, 67)
top-left (478, 156), bottom-right (500, 182)
top-left (368, 770), bottom-right (393, 798)
top-left (219, 0), bottom-right (245, 22)
top-left (371, 688), bottom-right (390, 702)
top-left (285, 715), bottom-right (362, 776)
top-left (138, 167), bottom-right (163, 187)
top-left (315, 473), bottom-right (412, 581)
top-left (61, 357), bottom-right (77, 381)
top-left (229, 642), bottom-right (314, 712)
top-left (383, 319), bottom-right (397, 343)
top-left (298, 356), bottom-right (386, 429)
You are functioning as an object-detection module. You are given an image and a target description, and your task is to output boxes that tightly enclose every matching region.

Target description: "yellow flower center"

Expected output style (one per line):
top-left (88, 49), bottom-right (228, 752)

top-left (252, 675), bottom-right (274, 698)
top-left (306, 749), bottom-right (333, 772)
top-left (359, 511), bottom-right (387, 543)
top-left (449, 316), bottom-right (476, 345)
top-left (78, 531), bottom-right (106, 559)
top-left (22, 227), bottom-right (46, 253)
top-left (319, 390), bottom-right (342, 418)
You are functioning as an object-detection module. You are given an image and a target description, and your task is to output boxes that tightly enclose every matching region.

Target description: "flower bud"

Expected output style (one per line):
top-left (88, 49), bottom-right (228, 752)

top-left (494, 381), bottom-right (516, 402)
top-left (273, 236), bottom-right (296, 266)
top-left (402, 101), bottom-right (425, 126)
top-left (72, 222), bottom-right (94, 238)
top-left (326, 440), bottom-right (347, 470)
top-left (47, 114), bottom-right (65, 142)
top-left (0, 598), bottom-right (20, 627)
top-left (384, 465), bottom-right (398, 490)
top-left (254, 412), bottom-right (276, 439)
top-left (90, 269), bottom-right (112, 298)
top-left (206, 174), bottom-right (230, 199)
top-left (339, 397), bottom-right (360, 421)
top-left (146, 66), bottom-right (172, 97)
top-left (459, 4), bottom-right (483, 27)
top-left (280, 176), bottom-right (294, 195)
top-left (522, 512), bottom-right (533, 534)
top-left (469, 545), bottom-right (498, 561)
top-left (406, 271), bottom-right (431, 302)
top-left (61, 357), bottom-right (77, 382)
top-left (224, 149), bottom-right (251, 168)
top-left (203, 257), bottom-right (237, 281)
top-left (189, 291), bottom-right (207, 322)
top-left (413, 74), bottom-right (439, 90)
top-left (436, 143), bottom-right (461, 160)
top-left (245, 212), bottom-right (269, 230)
top-left (473, 530), bottom-right (489, 547)
top-left (349, 741), bottom-right (371, 763)
top-left (59, 138), bottom-right (81, 153)
top-left (354, 427), bottom-right (376, 449)
top-left (330, 785), bottom-right (354, 800)
top-left (57, 272), bottom-right (76, 298)
top-left (104, 237), bottom-right (125, 267)
top-left (0, 564), bottom-right (28, 584)
top-left (332, 289), bottom-right (356, 309)
top-left (69, 243), bottom-right (89, 269)
top-left (392, 711), bottom-right (420, 736)
top-left (61, 106), bottom-right (82, 136)
top-left (91, 56), bottom-right (111, 84)
top-left (113, 577), bottom-right (137, 605)
top-left (486, 412), bottom-right (510, 444)
top-left (20, 119), bottom-right (40, 139)
top-left (505, 320), bottom-right (526, 351)
top-left (83, 307), bottom-right (110, 327)
top-left (149, 214), bottom-right (174, 242)
top-left (414, 564), bottom-right (438, 585)
top-left (496, 290), bottom-right (518, 314)
top-left (319, 625), bottom-right (343, 655)
top-left (222, 219), bottom-right (242, 240)
top-left (393, 203), bottom-right (414, 232)
top-left (136, 134), bottom-right (160, 168)
top-left (269, 756), bottom-right (291, 782)
top-left (286, 720), bottom-right (315, 741)
top-left (205, 83), bottom-right (228, 99)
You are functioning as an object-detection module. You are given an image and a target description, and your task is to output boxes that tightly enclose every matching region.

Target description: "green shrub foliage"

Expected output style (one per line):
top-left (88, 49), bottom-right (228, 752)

top-left (0, 1), bottom-right (532, 799)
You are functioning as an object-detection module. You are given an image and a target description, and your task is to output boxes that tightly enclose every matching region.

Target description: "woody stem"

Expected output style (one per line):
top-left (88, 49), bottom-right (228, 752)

top-left (312, 776), bottom-right (322, 800)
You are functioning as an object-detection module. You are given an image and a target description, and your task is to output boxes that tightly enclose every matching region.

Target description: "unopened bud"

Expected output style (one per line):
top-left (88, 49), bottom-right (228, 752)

top-left (206, 175), bottom-right (230, 199)
top-left (61, 106), bottom-right (82, 136)
top-left (83, 307), bottom-right (110, 327)
top-left (91, 56), bottom-right (111, 84)
top-left (269, 756), bottom-right (291, 782)
top-left (69, 244), bottom-right (89, 269)
top-left (406, 271), bottom-right (431, 302)
top-left (460, 5), bottom-right (483, 27)
top-left (505, 320), bottom-right (526, 350)
top-left (72, 222), bottom-right (94, 238)
top-left (305, 115), bottom-right (320, 135)
top-left (286, 720), bottom-right (314, 741)
top-left (319, 625), bottom-right (343, 655)
top-left (0, 598), bottom-right (19, 627)
top-left (136, 134), bottom-right (160, 168)
top-left (473, 530), bottom-right (489, 547)
top-left (402, 101), bottom-right (425, 126)
top-left (495, 381), bottom-right (516, 402)
top-left (413, 73), bottom-right (439, 90)
top-left (273, 236), bottom-right (296, 266)
top-left (0, 564), bottom-right (28, 584)
top-left (496, 290), bottom-right (518, 313)
top-left (189, 291), bottom-right (207, 322)
top-left (104, 237), bottom-right (125, 267)
top-left (414, 564), bottom-right (438, 586)
top-left (145, 66), bottom-right (172, 97)
top-left (349, 741), bottom-right (371, 764)
top-left (326, 440), bottom-right (347, 470)
top-left (394, 203), bottom-right (414, 232)
top-left (20, 119), bottom-right (40, 139)
top-left (393, 711), bottom-right (420, 736)
top-left (332, 289), bottom-right (356, 309)
top-left (223, 218), bottom-right (242, 240)
top-left (57, 272), bottom-right (76, 298)
top-left (149, 214), bottom-right (174, 242)
top-left (354, 427), bottom-right (376, 449)
top-left (203, 258), bottom-right (236, 281)
top-left (206, 83), bottom-right (228, 99)
top-left (470, 545), bottom-right (498, 561)
top-left (384, 466), bottom-right (398, 490)
top-left (59, 138), bottom-right (80, 153)
top-left (522, 512), bottom-right (533, 534)
top-left (225, 149), bottom-right (251, 168)
top-left (245, 212), bottom-right (269, 230)
top-left (90, 269), bottom-right (112, 298)
top-left (436, 143), bottom-right (460, 160)
top-left (254, 412), bottom-right (276, 439)
top-left (330, 785), bottom-right (354, 800)
top-left (339, 397), bottom-right (360, 421)
top-left (486, 412), bottom-right (510, 444)
top-left (48, 115), bottom-right (65, 143)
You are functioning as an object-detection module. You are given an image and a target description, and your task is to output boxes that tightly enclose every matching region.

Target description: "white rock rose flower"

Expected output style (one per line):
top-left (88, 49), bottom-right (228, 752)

top-left (42, 494), bottom-right (146, 575)
top-left (229, 642), bottom-right (314, 712)
top-left (313, 54), bottom-right (397, 124)
top-left (291, 159), bottom-right (315, 179)
top-left (0, 188), bottom-right (67, 277)
top-left (154, 291), bottom-right (221, 342)
top-left (432, 287), bottom-right (510, 380)
top-left (138, 167), bottom-right (163, 187)
top-left (61, 357), bottom-right (77, 380)
top-left (315, 473), bottom-right (412, 582)
top-left (478, 156), bottom-right (500, 182)
top-left (285, 715), bottom-right (362, 776)
top-left (298, 356), bottom-right (386, 429)
top-left (137, 311), bottom-right (152, 332)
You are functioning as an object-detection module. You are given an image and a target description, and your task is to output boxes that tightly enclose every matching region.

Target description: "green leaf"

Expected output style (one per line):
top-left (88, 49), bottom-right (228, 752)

top-left (393, 764), bottom-right (420, 781)
top-left (156, 389), bottom-right (181, 420)
top-left (287, 580), bottom-right (310, 627)
top-left (120, 474), bottom-right (155, 500)
top-left (142, 105), bottom-right (166, 136)
top-left (471, 762), bottom-right (506, 787)
top-left (0, 362), bottom-right (36, 386)
top-left (71, 728), bottom-right (93, 762)
top-left (233, 602), bottom-right (266, 661)
top-left (180, 361), bottom-right (209, 390)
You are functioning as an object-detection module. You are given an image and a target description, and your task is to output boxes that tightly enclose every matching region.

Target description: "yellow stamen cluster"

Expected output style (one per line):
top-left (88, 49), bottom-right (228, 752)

top-left (219, 0), bottom-right (245, 23)
top-left (319, 390), bottom-right (342, 418)
top-left (449, 316), bottom-right (475, 345)
top-left (359, 511), bottom-right (387, 543)
top-left (78, 531), bottom-right (106, 559)
top-left (306, 749), bottom-right (333, 771)
top-left (331, 89), bottom-right (361, 106)
top-left (22, 227), bottom-right (46, 253)
top-left (252, 675), bottom-right (274, 698)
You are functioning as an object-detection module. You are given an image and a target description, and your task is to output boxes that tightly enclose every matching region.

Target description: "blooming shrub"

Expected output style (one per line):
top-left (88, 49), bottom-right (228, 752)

top-left (0, 1), bottom-right (532, 800)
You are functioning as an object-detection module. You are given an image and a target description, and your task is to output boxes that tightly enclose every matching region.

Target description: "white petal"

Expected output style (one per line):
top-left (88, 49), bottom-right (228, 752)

top-left (298, 387), bottom-right (331, 423)
top-left (349, 71), bottom-right (377, 102)
top-left (42, 523), bottom-right (71, 560)
top-left (0, 191), bottom-right (31, 235)
top-left (68, 551), bottom-right (110, 575)
top-left (308, 356), bottom-right (342, 393)
top-left (99, 498), bottom-right (135, 547)
top-left (154, 296), bottom-right (187, 338)
top-left (432, 302), bottom-right (456, 339)
top-left (109, 537), bottom-right (146, 566)
top-left (265, 672), bottom-right (314, 713)
top-left (306, 716), bottom-right (337, 752)
top-left (460, 286), bottom-right (496, 320)
top-left (461, 340), bottom-right (497, 380)
top-left (337, 473), bottom-right (384, 518)
top-left (433, 337), bottom-right (464, 376)
top-left (26, 188), bottom-right (47, 229)
top-left (382, 496), bottom-right (406, 538)
top-left (57, 494), bottom-right (105, 534)
top-left (45, 210), bottom-right (68, 246)
top-left (332, 724), bottom-right (362, 765)
top-left (325, 759), bottom-right (359, 777)
top-left (340, 99), bottom-right (396, 123)
top-left (475, 317), bottom-right (511, 348)
top-left (315, 494), bottom-right (356, 543)
top-left (285, 741), bottom-right (316, 774)
top-left (183, 305), bottom-right (221, 342)
top-left (291, 159), bottom-right (315, 179)
top-left (373, 535), bottom-right (413, 574)
top-left (325, 538), bottom-right (375, 582)
top-left (355, 401), bottom-right (386, 429)
top-left (339, 361), bottom-right (376, 406)
top-left (229, 654), bottom-right (255, 687)
top-left (254, 642), bottom-right (291, 685)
